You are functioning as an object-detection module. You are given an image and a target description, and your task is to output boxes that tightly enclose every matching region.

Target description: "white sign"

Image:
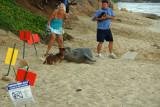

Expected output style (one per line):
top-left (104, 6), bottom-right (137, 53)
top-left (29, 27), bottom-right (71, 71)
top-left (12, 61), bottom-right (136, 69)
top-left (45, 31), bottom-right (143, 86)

top-left (7, 81), bottom-right (35, 106)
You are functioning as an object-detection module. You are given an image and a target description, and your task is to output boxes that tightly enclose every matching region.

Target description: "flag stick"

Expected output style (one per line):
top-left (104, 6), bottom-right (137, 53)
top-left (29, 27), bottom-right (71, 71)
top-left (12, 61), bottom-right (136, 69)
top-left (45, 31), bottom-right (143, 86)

top-left (13, 67), bottom-right (18, 81)
top-left (31, 32), bottom-right (38, 58)
top-left (23, 32), bottom-right (25, 59)
top-left (23, 19), bottom-right (26, 59)
top-left (6, 43), bottom-right (16, 76)
top-left (23, 19), bottom-right (27, 59)
top-left (24, 66), bottom-right (29, 107)
top-left (24, 67), bottom-right (29, 81)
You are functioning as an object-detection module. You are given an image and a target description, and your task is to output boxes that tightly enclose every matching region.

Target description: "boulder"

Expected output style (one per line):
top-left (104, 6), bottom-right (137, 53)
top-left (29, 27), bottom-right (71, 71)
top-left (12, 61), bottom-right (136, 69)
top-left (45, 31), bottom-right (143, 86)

top-left (2, 75), bottom-right (12, 81)
top-left (120, 8), bottom-right (128, 12)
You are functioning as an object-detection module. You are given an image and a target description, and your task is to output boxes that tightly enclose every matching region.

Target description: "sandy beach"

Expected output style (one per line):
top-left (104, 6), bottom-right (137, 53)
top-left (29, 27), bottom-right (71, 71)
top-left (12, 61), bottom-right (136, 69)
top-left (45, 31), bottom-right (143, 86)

top-left (0, 5), bottom-right (160, 107)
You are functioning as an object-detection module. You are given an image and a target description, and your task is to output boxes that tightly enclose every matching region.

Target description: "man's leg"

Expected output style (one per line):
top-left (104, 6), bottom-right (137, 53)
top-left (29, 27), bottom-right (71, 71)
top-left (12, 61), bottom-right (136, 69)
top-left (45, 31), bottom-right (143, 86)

top-left (96, 29), bottom-right (105, 58)
top-left (97, 42), bottom-right (103, 54)
top-left (109, 41), bottom-right (113, 54)
top-left (46, 33), bottom-right (56, 55)
top-left (108, 41), bottom-right (117, 58)
top-left (66, 5), bottom-right (70, 18)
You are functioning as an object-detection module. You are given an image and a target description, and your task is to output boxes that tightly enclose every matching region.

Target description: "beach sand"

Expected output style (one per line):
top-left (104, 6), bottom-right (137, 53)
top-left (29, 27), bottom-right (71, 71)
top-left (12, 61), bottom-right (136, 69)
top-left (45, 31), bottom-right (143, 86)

top-left (0, 9), bottom-right (160, 107)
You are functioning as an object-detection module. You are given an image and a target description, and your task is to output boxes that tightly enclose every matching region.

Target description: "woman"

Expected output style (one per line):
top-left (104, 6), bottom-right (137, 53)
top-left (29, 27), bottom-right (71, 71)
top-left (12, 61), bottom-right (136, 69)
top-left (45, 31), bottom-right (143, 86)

top-left (45, 3), bottom-right (67, 56)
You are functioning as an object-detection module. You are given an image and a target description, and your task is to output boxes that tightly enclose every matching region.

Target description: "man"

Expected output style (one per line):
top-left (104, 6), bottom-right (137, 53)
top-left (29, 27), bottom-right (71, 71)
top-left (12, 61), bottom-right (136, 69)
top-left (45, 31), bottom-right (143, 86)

top-left (64, 0), bottom-right (70, 18)
top-left (92, 0), bottom-right (117, 59)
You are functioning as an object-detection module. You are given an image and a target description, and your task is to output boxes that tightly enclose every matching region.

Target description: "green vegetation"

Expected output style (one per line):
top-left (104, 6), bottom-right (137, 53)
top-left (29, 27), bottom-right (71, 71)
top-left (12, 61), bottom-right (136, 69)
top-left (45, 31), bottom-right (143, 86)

top-left (111, 0), bottom-right (118, 3)
top-left (62, 32), bottom-right (67, 39)
top-left (0, 0), bottom-right (48, 38)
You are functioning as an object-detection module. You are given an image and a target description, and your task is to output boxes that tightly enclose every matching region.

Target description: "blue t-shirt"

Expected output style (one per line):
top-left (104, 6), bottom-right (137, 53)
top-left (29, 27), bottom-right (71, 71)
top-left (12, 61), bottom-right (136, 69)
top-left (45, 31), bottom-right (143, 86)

top-left (92, 8), bottom-right (115, 30)
top-left (64, 0), bottom-right (68, 5)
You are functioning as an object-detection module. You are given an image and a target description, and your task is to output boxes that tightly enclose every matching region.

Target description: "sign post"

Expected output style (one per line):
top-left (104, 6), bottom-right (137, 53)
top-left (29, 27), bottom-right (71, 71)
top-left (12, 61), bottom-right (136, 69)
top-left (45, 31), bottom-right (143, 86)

top-left (20, 31), bottom-right (31, 59)
top-left (7, 81), bottom-right (35, 106)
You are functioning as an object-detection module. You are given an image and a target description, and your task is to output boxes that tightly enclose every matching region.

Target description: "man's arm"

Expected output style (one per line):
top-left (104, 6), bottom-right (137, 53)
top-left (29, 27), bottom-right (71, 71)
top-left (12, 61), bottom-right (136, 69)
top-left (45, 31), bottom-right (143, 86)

top-left (106, 15), bottom-right (115, 20)
top-left (93, 16), bottom-right (106, 21)
top-left (93, 15), bottom-right (115, 21)
top-left (109, 9), bottom-right (116, 20)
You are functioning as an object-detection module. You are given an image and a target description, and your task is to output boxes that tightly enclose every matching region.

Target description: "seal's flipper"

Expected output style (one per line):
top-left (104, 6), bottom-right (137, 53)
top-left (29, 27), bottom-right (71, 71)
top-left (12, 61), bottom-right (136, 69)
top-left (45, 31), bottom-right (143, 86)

top-left (84, 54), bottom-right (96, 62)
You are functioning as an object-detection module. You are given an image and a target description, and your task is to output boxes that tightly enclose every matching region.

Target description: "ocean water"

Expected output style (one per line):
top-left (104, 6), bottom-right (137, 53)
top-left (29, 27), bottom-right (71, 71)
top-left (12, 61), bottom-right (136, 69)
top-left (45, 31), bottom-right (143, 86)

top-left (118, 2), bottom-right (160, 16)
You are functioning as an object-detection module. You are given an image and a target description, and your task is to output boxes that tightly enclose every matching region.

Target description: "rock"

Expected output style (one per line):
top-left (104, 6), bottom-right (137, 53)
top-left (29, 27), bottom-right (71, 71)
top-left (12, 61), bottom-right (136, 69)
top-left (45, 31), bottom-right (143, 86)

top-left (152, 44), bottom-right (160, 49)
top-left (19, 59), bottom-right (29, 66)
top-left (142, 13), bottom-right (160, 20)
top-left (2, 75), bottom-right (12, 81)
top-left (121, 52), bottom-right (138, 60)
top-left (76, 89), bottom-right (82, 92)
top-left (116, 19), bottom-right (122, 22)
top-left (120, 8), bottom-right (128, 12)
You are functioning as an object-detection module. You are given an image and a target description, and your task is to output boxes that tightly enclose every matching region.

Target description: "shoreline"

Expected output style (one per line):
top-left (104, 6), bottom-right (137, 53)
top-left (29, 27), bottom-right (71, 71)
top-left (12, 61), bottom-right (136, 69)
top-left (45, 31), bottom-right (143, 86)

top-left (118, 1), bottom-right (160, 3)
top-left (117, 2), bottom-right (160, 17)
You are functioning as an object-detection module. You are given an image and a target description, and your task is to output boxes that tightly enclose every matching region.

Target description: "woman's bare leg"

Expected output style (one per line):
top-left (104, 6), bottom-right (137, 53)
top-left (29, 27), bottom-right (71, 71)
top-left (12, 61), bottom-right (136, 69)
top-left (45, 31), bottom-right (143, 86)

top-left (58, 35), bottom-right (64, 62)
top-left (46, 33), bottom-right (56, 55)
top-left (57, 35), bottom-right (63, 51)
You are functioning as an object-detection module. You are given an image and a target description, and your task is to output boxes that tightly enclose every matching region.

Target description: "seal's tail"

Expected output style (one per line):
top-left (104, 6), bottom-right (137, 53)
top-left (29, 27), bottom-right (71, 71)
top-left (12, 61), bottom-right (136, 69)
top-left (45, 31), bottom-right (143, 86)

top-left (84, 55), bottom-right (96, 62)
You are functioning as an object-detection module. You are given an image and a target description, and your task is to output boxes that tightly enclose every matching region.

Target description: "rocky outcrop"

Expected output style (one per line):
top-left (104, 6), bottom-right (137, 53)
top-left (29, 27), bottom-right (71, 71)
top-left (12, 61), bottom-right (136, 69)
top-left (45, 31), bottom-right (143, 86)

top-left (142, 13), bottom-right (160, 20)
top-left (15, 0), bottom-right (118, 19)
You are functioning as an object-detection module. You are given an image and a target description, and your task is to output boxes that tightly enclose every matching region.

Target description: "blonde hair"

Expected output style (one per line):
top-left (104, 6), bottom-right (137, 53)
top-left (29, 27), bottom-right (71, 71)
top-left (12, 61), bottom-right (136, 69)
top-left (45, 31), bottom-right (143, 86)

top-left (57, 3), bottom-right (66, 13)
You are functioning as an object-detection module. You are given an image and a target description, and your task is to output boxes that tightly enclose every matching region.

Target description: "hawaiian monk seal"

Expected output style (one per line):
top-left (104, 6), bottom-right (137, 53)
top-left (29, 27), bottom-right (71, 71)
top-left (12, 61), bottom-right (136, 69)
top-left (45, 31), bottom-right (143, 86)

top-left (64, 47), bottom-right (96, 63)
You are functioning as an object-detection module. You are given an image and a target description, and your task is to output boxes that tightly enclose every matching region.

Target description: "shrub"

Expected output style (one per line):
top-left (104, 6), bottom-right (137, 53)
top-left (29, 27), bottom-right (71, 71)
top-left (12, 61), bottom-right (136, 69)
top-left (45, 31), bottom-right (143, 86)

top-left (0, 0), bottom-right (47, 38)
top-left (111, 0), bottom-right (118, 3)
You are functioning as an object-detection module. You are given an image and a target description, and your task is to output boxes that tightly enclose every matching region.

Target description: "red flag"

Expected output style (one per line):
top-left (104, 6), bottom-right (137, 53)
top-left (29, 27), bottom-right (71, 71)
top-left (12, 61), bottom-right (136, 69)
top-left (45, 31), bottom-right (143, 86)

top-left (27, 34), bottom-right (40, 45)
top-left (15, 69), bottom-right (37, 86)
top-left (20, 31), bottom-right (31, 40)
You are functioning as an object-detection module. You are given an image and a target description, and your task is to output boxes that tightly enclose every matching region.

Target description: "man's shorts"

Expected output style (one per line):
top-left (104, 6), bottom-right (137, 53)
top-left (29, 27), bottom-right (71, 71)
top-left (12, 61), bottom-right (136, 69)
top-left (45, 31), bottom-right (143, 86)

top-left (97, 29), bottom-right (113, 42)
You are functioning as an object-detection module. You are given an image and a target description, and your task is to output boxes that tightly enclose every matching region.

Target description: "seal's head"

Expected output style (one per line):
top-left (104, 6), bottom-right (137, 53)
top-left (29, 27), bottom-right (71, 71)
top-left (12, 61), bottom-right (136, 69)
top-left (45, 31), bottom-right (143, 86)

top-left (64, 47), bottom-right (72, 54)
